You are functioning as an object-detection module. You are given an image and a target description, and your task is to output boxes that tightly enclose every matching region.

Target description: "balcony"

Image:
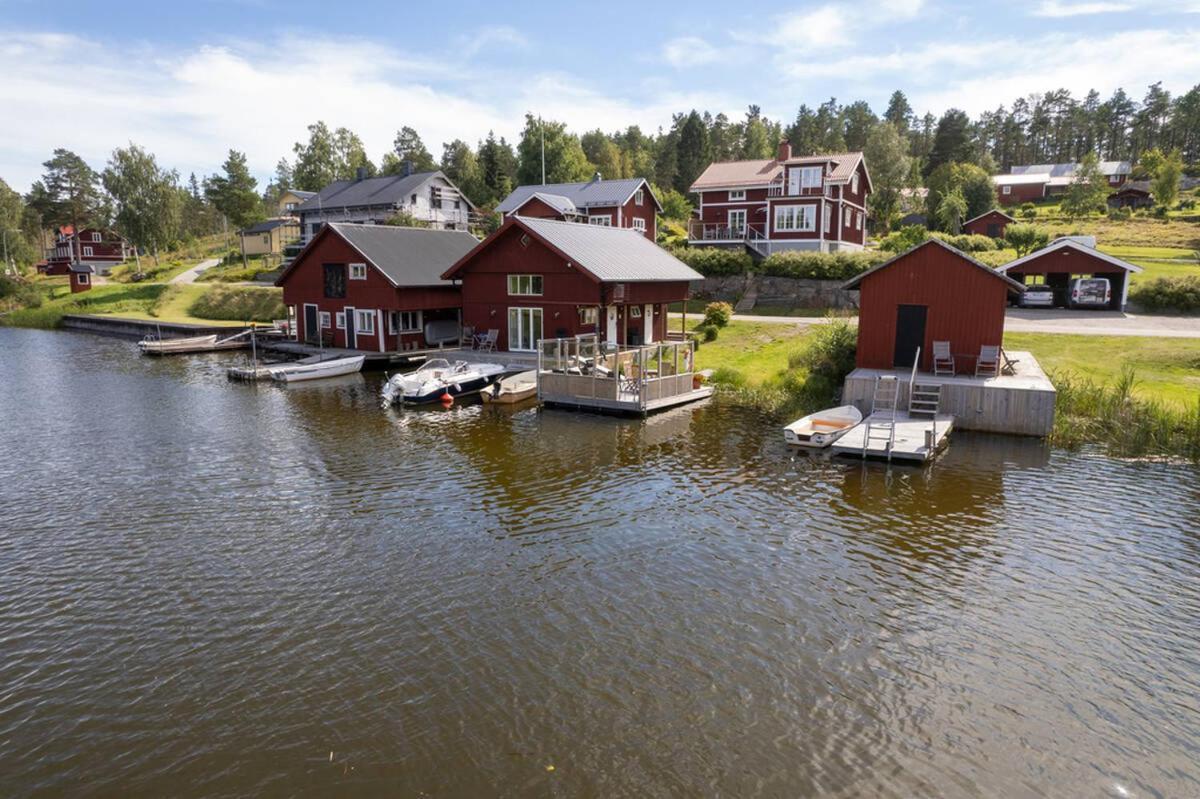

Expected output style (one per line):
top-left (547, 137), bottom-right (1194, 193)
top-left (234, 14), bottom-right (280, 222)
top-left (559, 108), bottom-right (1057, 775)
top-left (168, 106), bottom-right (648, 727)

top-left (688, 221), bottom-right (767, 242)
top-left (767, 178), bottom-right (826, 198)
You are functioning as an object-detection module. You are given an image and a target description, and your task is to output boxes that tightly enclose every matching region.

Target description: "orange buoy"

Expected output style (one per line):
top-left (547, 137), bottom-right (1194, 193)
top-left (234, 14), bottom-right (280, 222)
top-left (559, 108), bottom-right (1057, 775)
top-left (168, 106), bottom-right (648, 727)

top-left (440, 391), bottom-right (454, 405)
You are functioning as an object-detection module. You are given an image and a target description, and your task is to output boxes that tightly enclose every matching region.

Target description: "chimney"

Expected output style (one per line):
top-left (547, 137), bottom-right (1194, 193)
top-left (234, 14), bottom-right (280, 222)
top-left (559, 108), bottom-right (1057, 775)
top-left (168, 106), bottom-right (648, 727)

top-left (591, 171), bottom-right (602, 183)
top-left (355, 166), bottom-right (367, 181)
top-left (402, 160), bottom-right (413, 178)
top-left (777, 139), bottom-right (792, 162)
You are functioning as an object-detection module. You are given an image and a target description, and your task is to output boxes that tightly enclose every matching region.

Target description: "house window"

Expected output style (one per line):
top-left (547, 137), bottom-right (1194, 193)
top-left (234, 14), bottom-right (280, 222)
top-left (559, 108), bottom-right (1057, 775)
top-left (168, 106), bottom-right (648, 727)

top-left (320, 312), bottom-right (331, 328)
top-left (1002, 185), bottom-right (1012, 195)
top-left (588, 215), bottom-right (612, 226)
top-left (335, 312), bottom-right (345, 329)
top-left (845, 209), bottom-right (852, 227)
top-left (349, 262), bottom-right (367, 280)
top-left (507, 274), bottom-right (543, 296)
top-left (579, 307), bottom-right (598, 325)
top-left (634, 188), bottom-right (644, 206)
top-left (729, 189), bottom-right (746, 201)
top-left (323, 263), bottom-right (346, 298)
top-left (77, 273), bottom-right (89, 285)
top-left (630, 305), bottom-right (642, 318)
top-left (356, 310), bottom-right (375, 335)
top-left (91, 232), bottom-right (102, 242)
top-left (856, 211), bottom-right (862, 230)
top-left (800, 166), bottom-right (822, 188)
top-left (285, 202), bottom-right (296, 211)
top-left (631, 218), bottom-right (646, 232)
top-left (775, 205), bottom-right (816, 232)
top-left (1109, 174), bottom-right (1120, 183)
top-left (851, 174), bottom-right (859, 194)
top-left (824, 206), bottom-right (831, 233)
top-left (82, 246), bottom-right (94, 257)
top-left (390, 310), bottom-right (421, 334)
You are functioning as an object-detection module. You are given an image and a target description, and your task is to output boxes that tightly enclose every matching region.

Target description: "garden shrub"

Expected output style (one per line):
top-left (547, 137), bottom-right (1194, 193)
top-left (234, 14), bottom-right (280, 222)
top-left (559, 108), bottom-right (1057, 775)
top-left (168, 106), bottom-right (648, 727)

top-left (1107, 207), bottom-right (1133, 221)
top-left (703, 324), bottom-right (720, 342)
top-left (187, 285), bottom-right (285, 322)
top-left (0, 275), bottom-right (43, 309)
top-left (671, 247), bottom-right (752, 277)
top-left (760, 250), bottom-right (887, 280)
top-left (929, 231), bottom-right (998, 252)
top-left (703, 301), bottom-right (733, 328)
top-left (878, 225), bottom-right (929, 253)
top-left (1129, 277), bottom-right (1200, 313)
top-left (710, 366), bottom-right (746, 387)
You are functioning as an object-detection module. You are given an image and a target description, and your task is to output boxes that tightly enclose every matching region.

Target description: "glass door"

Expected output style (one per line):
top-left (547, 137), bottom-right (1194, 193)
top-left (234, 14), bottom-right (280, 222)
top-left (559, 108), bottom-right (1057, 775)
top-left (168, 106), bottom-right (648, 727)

top-left (727, 209), bottom-right (746, 236)
top-left (507, 307), bottom-right (543, 351)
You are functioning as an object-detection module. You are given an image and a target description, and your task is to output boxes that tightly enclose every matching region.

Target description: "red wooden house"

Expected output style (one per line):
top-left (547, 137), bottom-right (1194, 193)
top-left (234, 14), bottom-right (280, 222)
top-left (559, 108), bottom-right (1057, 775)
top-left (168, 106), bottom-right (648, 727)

top-left (688, 140), bottom-right (871, 257)
top-left (962, 209), bottom-right (1014, 239)
top-left (67, 263), bottom-right (94, 293)
top-left (994, 161), bottom-right (1131, 205)
top-left (275, 223), bottom-right (478, 352)
top-left (494, 176), bottom-right (660, 241)
top-left (42, 226), bottom-right (128, 275)
top-left (843, 239), bottom-right (1023, 373)
top-left (442, 216), bottom-right (702, 352)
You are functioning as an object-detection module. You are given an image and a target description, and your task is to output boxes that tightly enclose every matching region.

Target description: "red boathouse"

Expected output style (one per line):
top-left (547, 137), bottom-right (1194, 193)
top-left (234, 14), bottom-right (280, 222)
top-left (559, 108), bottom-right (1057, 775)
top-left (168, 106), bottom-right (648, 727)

top-left (442, 216), bottom-right (702, 352)
top-left (275, 223), bottom-right (478, 352)
top-left (843, 239), bottom-right (1023, 373)
top-left (963, 209), bottom-right (1014, 239)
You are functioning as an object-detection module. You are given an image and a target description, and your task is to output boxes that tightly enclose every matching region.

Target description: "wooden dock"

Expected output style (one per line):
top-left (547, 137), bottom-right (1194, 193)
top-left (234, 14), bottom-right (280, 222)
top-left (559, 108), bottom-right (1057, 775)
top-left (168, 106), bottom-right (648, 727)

top-left (831, 411), bottom-right (954, 462)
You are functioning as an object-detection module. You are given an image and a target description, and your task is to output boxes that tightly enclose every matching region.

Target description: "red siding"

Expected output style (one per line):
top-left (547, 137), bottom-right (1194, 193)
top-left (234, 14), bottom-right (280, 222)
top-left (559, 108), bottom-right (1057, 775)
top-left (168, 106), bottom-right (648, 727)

top-left (964, 211), bottom-right (1012, 238)
top-left (278, 227), bottom-right (461, 350)
top-left (996, 182), bottom-right (1045, 205)
top-left (69, 271), bottom-right (92, 293)
top-left (619, 190), bottom-right (657, 240)
top-left (1004, 247), bottom-right (1129, 276)
top-left (514, 196), bottom-right (568, 219)
top-left (855, 242), bottom-right (1010, 372)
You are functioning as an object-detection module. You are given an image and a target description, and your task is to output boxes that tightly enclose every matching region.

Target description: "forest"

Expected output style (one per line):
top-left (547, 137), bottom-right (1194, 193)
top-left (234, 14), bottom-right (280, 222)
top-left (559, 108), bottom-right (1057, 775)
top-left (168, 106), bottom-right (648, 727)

top-left (1, 81), bottom-right (1197, 271)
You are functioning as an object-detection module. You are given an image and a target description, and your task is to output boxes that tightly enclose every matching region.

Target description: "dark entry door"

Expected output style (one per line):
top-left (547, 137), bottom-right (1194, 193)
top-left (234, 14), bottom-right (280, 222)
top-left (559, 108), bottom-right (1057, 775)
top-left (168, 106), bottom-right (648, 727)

top-left (893, 304), bottom-right (927, 368)
top-left (304, 305), bottom-right (319, 344)
top-left (345, 307), bottom-right (356, 348)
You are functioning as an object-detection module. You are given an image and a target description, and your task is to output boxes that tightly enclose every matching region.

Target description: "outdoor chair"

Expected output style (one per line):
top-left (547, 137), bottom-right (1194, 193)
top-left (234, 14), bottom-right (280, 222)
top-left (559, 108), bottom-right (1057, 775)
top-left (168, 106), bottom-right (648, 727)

top-left (460, 325), bottom-right (475, 348)
top-left (476, 329), bottom-right (498, 352)
top-left (976, 345), bottom-right (1001, 378)
top-left (932, 340), bottom-right (955, 376)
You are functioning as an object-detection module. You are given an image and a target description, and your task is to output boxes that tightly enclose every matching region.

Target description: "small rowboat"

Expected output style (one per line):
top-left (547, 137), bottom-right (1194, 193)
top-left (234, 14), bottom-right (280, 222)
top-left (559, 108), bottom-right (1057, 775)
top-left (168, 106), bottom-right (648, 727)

top-left (270, 354), bottom-right (365, 383)
top-left (783, 405), bottom-right (863, 448)
top-left (481, 370), bottom-right (538, 404)
top-left (138, 332), bottom-right (250, 355)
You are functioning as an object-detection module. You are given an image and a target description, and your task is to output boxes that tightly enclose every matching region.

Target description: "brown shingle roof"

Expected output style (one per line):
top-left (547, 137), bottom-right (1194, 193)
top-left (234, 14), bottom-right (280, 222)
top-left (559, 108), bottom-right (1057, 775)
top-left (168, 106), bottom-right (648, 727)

top-left (688, 159), bottom-right (781, 191)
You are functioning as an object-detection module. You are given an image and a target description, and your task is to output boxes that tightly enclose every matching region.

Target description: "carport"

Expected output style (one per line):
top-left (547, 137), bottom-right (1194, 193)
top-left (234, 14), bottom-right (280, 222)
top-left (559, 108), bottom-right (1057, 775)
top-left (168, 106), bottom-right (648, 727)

top-left (996, 239), bottom-right (1142, 311)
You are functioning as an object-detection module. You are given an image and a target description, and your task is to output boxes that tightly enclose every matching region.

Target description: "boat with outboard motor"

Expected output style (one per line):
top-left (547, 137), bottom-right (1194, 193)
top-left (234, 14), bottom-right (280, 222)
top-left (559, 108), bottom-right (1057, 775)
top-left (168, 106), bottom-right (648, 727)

top-left (380, 359), bottom-right (506, 406)
top-left (481, 370), bottom-right (537, 404)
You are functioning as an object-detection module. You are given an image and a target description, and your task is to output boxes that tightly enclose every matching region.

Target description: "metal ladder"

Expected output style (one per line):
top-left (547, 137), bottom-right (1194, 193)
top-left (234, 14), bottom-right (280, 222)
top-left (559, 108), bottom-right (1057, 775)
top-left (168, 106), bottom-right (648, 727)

top-left (862, 375), bottom-right (899, 460)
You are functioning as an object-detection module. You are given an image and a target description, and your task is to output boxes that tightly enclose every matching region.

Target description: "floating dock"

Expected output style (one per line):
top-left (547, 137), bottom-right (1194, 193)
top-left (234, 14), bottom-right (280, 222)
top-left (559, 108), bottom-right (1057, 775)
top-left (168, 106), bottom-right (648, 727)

top-left (831, 411), bottom-right (954, 462)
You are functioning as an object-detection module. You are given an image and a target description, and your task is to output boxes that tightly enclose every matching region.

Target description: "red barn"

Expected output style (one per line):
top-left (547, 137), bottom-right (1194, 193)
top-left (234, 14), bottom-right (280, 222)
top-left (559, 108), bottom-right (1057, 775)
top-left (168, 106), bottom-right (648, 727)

top-left (67, 263), bottom-right (94, 293)
top-left (442, 216), bottom-right (702, 352)
top-left (494, 176), bottom-right (660, 241)
top-left (963, 209), bottom-right (1014, 239)
top-left (996, 238), bottom-right (1142, 310)
top-left (843, 239), bottom-right (1023, 372)
top-left (275, 223), bottom-right (478, 351)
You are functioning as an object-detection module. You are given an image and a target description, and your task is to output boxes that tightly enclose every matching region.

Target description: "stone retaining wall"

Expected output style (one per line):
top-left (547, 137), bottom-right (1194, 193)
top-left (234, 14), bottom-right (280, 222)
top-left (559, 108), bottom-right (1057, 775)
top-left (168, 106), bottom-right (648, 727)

top-left (694, 276), bottom-right (859, 310)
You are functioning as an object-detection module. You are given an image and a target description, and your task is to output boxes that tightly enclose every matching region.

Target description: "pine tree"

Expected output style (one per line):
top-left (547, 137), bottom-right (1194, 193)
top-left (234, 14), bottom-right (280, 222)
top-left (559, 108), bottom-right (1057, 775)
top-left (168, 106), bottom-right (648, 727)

top-left (204, 150), bottom-right (262, 230)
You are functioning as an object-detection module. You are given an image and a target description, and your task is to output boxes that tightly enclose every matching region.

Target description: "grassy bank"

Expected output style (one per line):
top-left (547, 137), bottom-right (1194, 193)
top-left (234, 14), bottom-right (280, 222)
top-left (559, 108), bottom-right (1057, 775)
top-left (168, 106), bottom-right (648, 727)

top-left (109, 233), bottom-right (231, 283)
top-left (1, 283), bottom-right (169, 328)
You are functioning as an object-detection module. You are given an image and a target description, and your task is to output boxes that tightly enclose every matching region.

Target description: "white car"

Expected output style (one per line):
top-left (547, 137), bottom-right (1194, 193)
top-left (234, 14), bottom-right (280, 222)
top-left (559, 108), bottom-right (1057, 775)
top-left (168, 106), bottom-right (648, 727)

top-left (1069, 277), bottom-right (1112, 309)
top-left (1019, 284), bottom-right (1056, 308)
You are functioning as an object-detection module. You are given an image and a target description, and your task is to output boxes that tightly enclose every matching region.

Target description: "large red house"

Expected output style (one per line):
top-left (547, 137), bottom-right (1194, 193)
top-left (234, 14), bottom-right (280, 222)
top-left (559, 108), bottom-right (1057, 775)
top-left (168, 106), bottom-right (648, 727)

top-left (442, 216), bottom-right (702, 352)
top-left (275, 223), bottom-right (478, 352)
top-left (494, 176), bottom-right (660, 241)
top-left (843, 239), bottom-right (1023, 373)
top-left (993, 161), bottom-right (1131, 205)
top-left (688, 140), bottom-right (871, 256)
top-left (41, 226), bottom-right (128, 275)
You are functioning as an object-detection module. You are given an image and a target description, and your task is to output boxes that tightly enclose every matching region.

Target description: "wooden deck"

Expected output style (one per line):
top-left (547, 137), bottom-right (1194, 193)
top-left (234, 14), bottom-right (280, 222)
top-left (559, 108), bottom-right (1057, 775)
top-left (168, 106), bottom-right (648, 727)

top-left (831, 412), bottom-right (954, 462)
top-left (261, 340), bottom-right (463, 366)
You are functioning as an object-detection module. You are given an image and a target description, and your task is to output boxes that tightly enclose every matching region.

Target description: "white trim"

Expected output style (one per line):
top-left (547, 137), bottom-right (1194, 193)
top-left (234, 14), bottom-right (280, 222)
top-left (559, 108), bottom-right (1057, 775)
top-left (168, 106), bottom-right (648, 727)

top-left (349, 262), bottom-right (367, 280)
top-left (507, 306), bottom-right (543, 351)
top-left (304, 303), bottom-right (321, 340)
top-left (91, 232), bottom-right (102, 242)
top-left (335, 311), bottom-right (345, 330)
top-left (727, 208), bottom-right (747, 234)
top-left (728, 189), bottom-right (746, 201)
top-left (77, 273), bottom-right (89, 285)
top-left (82, 246), bottom-right (94, 257)
top-left (1002, 185), bottom-right (1012, 195)
top-left (774, 204), bottom-right (817, 232)
top-left (355, 308), bottom-right (376, 335)
top-left (634, 188), bottom-right (644, 205)
top-left (963, 209), bottom-right (1016, 226)
top-left (644, 304), bottom-right (655, 344)
top-left (320, 311), bottom-right (331, 328)
top-left (507, 274), bottom-right (543, 296)
top-left (377, 309), bottom-right (384, 352)
top-left (588, 214), bottom-right (613, 226)
top-left (631, 217), bottom-right (647, 232)
top-left (995, 239), bottom-right (1143, 274)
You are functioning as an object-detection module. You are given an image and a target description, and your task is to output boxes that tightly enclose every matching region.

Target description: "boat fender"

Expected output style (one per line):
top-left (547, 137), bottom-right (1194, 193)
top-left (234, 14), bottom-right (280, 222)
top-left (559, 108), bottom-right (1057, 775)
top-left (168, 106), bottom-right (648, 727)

top-left (440, 391), bottom-right (454, 405)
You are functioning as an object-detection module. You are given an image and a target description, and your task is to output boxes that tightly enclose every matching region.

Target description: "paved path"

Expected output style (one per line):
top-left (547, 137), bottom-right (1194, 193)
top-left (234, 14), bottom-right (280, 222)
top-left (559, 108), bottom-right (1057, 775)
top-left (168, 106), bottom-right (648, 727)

top-left (170, 258), bottom-right (220, 285)
top-left (672, 310), bottom-right (1200, 338)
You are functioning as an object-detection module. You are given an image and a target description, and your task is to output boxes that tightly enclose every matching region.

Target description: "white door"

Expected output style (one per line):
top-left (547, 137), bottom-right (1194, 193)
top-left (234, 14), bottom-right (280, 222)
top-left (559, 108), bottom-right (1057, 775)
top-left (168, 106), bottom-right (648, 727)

top-left (727, 209), bottom-right (746, 235)
top-left (507, 307), bottom-right (543, 351)
top-left (788, 168), bottom-right (800, 196)
top-left (644, 305), bottom-right (655, 344)
top-left (606, 306), bottom-right (618, 343)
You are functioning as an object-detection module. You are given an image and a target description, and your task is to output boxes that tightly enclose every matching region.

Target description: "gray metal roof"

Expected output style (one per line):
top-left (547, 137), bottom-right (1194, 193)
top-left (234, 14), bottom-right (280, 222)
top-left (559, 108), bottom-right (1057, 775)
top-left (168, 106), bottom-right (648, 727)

top-left (294, 171), bottom-right (443, 213)
top-left (288, 190), bottom-right (317, 199)
top-left (66, 262), bottom-right (94, 273)
top-left (242, 218), bottom-right (295, 234)
top-left (514, 217), bottom-right (702, 282)
top-left (495, 177), bottom-right (659, 214)
top-left (517, 192), bottom-right (579, 215)
top-left (325, 223), bottom-right (479, 287)
top-left (842, 238), bottom-right (1025, 293)
top-left (1009, 161), bottom-right (1131, 177)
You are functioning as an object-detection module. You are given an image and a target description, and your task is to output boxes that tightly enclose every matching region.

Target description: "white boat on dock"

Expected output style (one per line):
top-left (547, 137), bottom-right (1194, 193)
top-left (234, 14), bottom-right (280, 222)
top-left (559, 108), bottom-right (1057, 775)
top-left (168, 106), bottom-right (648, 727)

top-left (270, 354), bottom-right (365, 383)
top-left (380, 359), bottom-right (505, 406)
top-left (138, 330), bottom-right (252, 355)
top-left (481, 370), bottom-right (538, 405)
top-left (783, 405), bottom-right (863, 448)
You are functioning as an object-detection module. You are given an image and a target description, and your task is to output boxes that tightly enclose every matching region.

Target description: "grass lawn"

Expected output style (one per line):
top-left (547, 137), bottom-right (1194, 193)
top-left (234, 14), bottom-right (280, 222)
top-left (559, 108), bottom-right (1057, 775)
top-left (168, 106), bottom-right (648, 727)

top-left (690, 320), bottom-right (812, 386)
top-left (1006, 332), bottom-right (1200, 409)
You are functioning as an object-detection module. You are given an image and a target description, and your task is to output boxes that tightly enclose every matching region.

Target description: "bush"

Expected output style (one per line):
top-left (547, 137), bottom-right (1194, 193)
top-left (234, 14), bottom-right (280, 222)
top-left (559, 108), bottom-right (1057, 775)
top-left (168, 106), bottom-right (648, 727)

top-left (0, 275), bottom-right (43, 310)
top-left (929, 231), bottom-right (997, 252)
top-left (1129, 277), bottom-right (1200, 313)
top-left (1107, 207), bottom-right (1133, 221)
top-left (710, 366), bottom-right (746, 387)
top-left (671, 247), bottom-right (752, 277)
top-left (789, 317), bottom-right (858, 384)
top-left (1179, 199), bottom-right (1196, 211)
top-left (760, 250), bottom-right (887, 280)
top-left (701, 324), bottom-right (719, 342)
top-left (879, 224), bottom-right (929, 253)
top-left (703, 301), bottom-right (733, 328)
top-left (187, 285), bottom-right (286, 322)
top-left (1021, 207), bottom-right (1038, 220)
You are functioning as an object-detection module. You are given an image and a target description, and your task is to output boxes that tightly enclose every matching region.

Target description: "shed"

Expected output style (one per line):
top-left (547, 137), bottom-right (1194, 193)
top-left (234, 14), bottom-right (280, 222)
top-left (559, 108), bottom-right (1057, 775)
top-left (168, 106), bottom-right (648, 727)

top-left (842, 239), bottom-right (1023, 373)
top-left (1107, 184), bottom-right (1152, 209)
top-left (996, 239), bottom-right (1142, 311)
top-left (67, 262), bottom-right (94, 293)
top-left (963, 209), bottom-right (1014, 239)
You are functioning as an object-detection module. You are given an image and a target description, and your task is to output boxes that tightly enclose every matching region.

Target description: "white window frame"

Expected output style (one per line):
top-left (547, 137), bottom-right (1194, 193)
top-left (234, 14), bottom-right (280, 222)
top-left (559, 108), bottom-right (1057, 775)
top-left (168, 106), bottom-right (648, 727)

top-left (1002, 185), bottom-right (1012, 195)
top-left (634, 189), bottom-right (644, 206)
top-left (391, 310), bottom-right (422, 334)
top-left (727, 209), bottom-right (747, 234)
top-left (507, 274), bottom-right (543, 296)
top-left (91, 232), bottom-right (102, 242)
top-left (1109, 174), bottom-right (1121, 184)
top-left (356, 309), bottom-right (375, 335)
top-left (845, 208), bottom-right (852, 227)
top-left (631, 218), bottom-right (646, 232)
top-left (588, 215), bottom-right (613, 226)
top-left (579, 306), bottom-right (598, 325)
top-left (335, 312), bottom-right (345, 330)
top-left (856, 211), bottom-right (862, 230)
top-left (774, 205), bottom-right (816, 232)
top-left (77, 273), bottom-right (89, 285)
top-left (630, 305), bottom-right (642, 318)
top-left (728, 189), bottom-right (746, 201)
top-left (851, 174), bottom-right (859, 194)
top-left (507, 306), bottom-right (543, 352)
top-left (82, 246), bottom-right (94, 257)
top-left (320, 311), bottom-right (331, 328)
top-left (824, 205), bottom-right (831, 233)
top-left (349, 262), bottom-right (367, 280)
top-left (799, 166), bottom-right (822, 189)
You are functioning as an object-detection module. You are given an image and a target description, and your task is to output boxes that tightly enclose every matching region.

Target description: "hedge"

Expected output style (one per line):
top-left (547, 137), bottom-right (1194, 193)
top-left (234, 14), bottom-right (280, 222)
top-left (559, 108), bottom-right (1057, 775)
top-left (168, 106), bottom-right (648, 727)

top-left (670, 247), bottom-right (752, 276)
top-left (879, 226), bottom-right (999, 254)
top-left (1129, 277), bottom-right (1200, 313)
top-left (760, 250), bottom-right (888, 281)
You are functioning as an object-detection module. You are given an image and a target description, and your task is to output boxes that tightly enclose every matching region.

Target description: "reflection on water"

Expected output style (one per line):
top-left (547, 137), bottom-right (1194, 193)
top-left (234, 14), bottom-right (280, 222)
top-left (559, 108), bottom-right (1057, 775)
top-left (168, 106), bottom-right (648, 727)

top-left (1, 327), bottom-right (1198, 797)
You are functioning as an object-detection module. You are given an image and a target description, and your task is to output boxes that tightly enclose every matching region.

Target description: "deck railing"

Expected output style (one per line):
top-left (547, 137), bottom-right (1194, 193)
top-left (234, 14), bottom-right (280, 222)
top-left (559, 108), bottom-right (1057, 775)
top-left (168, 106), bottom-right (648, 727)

top-left (536, 334), bottom-right (700, 411)
top-left (688, 221), bottom-right (767, 242)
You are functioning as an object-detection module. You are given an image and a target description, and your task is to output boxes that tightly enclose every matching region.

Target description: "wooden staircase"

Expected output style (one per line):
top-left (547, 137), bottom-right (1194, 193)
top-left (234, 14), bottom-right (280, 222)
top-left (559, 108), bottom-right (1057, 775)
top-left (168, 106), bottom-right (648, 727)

top-left (733, 273), bottom-right (759, 313)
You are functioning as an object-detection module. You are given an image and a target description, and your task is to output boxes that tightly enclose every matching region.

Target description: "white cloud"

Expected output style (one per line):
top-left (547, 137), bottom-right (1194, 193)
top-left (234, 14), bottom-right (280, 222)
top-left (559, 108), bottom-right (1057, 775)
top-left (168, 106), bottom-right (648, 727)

top-left (458, 25), bottom-right (529, 57)
top-left (1033, 1), bottom-right (1133, 16)
top-left (758, 0), bottom-right (925, 51)
top-left (662, 36), bottom-right (724, 68)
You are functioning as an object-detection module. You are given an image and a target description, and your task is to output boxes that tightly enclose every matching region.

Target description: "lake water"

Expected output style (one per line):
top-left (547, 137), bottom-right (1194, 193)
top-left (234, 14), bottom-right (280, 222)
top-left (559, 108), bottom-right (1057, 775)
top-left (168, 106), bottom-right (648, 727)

top-left (1, 327), bottom-right (1198, 797)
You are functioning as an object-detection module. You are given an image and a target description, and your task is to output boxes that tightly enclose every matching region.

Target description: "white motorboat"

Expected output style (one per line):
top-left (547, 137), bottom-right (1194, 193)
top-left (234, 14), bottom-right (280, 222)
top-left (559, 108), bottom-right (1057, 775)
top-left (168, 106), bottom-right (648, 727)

top-left (783, 405), bottom-right (863, 448)
top-left (270, 354), bottom-right (365, 383)
top-left (481, 370), bottom-right (538, 404)
top-left (381, 359), bottom-right (505, 406)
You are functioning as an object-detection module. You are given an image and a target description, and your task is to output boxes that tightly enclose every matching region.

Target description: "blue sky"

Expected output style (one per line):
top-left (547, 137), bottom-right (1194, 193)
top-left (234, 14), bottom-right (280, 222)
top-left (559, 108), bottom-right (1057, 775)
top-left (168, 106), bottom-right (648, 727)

top-left (2, 0), bottom-right (1198, 191)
